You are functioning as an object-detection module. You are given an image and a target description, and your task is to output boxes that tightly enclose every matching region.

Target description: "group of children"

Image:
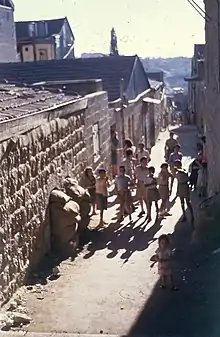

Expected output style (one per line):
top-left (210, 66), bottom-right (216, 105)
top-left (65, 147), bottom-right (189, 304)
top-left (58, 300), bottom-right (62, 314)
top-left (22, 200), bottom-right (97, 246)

top-left (79, 133), bottom-right (198, 289)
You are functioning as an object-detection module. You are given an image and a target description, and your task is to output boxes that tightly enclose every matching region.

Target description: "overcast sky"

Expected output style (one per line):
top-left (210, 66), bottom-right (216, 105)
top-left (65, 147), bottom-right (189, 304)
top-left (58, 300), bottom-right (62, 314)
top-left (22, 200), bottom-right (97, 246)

top-left (13, 0), bottom-right (205, 57)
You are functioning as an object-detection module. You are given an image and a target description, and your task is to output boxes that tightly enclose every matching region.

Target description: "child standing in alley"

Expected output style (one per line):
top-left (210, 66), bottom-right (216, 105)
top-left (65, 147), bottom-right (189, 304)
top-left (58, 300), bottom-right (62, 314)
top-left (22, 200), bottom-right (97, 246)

top-left (80, 166), bottom-right (97, 215)
top-left (158, 163), bottom-right (173, 217)
top-left (115, 165), bottom-right (132, 222)
top-left (145, 166), bottom-right (160, 222)
top-left (96, 168), bottom-right (109, 227)
top-left (174, 160), bottom-right (194, 226)
top-left (155, 234), bottom-right (177, 290)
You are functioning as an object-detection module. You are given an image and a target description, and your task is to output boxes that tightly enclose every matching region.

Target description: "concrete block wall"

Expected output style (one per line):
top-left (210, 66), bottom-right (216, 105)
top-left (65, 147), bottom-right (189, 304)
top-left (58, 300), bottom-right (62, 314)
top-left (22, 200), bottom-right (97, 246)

top-left (0, 91), bottom-right (110, 305)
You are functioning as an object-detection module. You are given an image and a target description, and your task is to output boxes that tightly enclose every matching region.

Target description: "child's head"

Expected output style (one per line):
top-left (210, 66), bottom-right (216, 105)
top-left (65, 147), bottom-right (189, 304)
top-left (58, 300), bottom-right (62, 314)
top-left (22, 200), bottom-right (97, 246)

top-left (85, 166), bottom-right (93, 177)
top-left (160, 162), bottom-right (169, 171)
top-left (119, 165), bottom-right (125, 175)
top-left (148, 166), bottom-right (155, 174)
top-left (98, 168), bottom-right (106, 178)
top-left (124, 138), bottom-right (133, 148)
top-left (140, 156), bottom-right (148, 167)
top-left (169, 131), bottom-right (174, 139)
top-left (139, 142), bottom-right (145, 151)
top-left (125, 148), bottom-right (133, 158)
top-left (158, 234), bottom-right (170, 249)
top-left (174, 144), bottom-right (181, 153)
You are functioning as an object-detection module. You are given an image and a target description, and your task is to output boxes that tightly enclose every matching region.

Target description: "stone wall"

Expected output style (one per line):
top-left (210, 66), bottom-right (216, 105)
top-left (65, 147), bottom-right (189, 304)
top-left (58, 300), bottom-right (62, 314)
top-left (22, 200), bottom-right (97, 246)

top-left (204, 0), bottom-right (220, 195)
top-left (109, 88), bottom-right (165, 159)
top-left (0, 91), bottom-right (110, 305)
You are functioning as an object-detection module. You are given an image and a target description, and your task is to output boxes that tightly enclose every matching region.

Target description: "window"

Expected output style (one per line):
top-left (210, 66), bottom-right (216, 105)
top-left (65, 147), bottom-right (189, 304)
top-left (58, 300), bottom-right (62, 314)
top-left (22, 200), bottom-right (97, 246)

top-left (38, 49), bottom-right (48, 60)
top-left (92, 123), bottom-right (100, 162)
top-left (28, 22), bottom-right (37, 37)
top-left (38, 21), bottom-right (48, 37)
top-left (25, 47), bottom-right (29, 52)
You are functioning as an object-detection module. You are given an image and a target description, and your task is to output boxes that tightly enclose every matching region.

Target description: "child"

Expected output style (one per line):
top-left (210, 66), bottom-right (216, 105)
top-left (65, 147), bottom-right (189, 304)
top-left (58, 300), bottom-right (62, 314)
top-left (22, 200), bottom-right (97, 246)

top-left (189, 155), bottom-right (201, 191)
top-left (197, 162), bottom-right (207, 198)
top-left (136, 142), bottom-right (151, 164)
top-left (115, 165), bottom-right (132, 222)
top-left (145, 166), bottom-right (160, 222)
top-left (155, 234), bottom-right (176, 290)
top-left (174, 160), bottom-right (194, 226)
top-left (158, 163), bottom-right (173, 217)
top-left (80, 166), bottom-right (96, 215)
top-left (96, 168), bottom-right (109, 227)
top-left (135, 156), bottom-right (149, 217)
top-left (121, 148), bottom-right (136, 184)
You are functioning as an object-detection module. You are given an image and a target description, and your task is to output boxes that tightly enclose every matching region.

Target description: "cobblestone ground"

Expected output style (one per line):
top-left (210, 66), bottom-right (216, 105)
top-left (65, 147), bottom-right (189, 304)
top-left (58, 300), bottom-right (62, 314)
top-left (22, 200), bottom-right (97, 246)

top-left (11, 125), bottom-right (220, 337)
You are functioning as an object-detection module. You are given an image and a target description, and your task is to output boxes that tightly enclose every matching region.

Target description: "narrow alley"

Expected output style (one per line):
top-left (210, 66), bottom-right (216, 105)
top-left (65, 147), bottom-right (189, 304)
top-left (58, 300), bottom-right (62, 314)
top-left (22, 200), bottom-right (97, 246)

top-left (6, 125), bottom-right (217, 337)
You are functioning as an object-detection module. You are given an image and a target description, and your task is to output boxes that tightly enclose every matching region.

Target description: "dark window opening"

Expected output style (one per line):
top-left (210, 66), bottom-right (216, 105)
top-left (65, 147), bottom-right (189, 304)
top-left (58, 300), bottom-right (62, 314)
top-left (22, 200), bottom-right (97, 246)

top-left (25, 47), bottom-right (29, 51)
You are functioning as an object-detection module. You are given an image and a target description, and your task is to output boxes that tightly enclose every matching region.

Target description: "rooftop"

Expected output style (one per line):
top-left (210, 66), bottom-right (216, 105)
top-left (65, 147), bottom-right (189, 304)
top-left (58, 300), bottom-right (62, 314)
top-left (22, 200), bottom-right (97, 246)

top-left (0, 84), bottom-right (80, 122)
top-left (15, 17), bottom-right (70, 41)
top-left (0, 56), bottom-right (141, 101)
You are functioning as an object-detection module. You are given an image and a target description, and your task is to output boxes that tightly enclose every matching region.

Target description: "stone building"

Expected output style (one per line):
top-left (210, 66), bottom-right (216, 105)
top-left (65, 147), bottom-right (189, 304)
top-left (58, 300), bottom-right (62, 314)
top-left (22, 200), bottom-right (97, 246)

top-left (185, 44), bottom-right (205, 131)
top-left (203, 0), bottom-right (220, 195)
top-left (0, 0), bottom-right (17, 62)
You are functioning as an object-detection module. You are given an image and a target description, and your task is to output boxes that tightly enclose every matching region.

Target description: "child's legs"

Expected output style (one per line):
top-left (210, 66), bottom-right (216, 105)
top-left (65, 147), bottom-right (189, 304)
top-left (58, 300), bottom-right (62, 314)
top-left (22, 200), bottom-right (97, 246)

top-left (147, 201), bottom-right (152, 217)
top-left (160, 198), bottom-right (167, 212)
top-left (180, 197), bottom-right (186, 216)
top-left (119, 199), bottom-right (125, 216)
top-left (160, 275), bottom-right (166, 287)
top-left (155, 201), bottom-right (159, 213)
top-left (167, 274), bottom-right (175, 287)
top-left (99, 209), bottom-right (104, 223)
top-left (186, 197), bottom-right (194, 218)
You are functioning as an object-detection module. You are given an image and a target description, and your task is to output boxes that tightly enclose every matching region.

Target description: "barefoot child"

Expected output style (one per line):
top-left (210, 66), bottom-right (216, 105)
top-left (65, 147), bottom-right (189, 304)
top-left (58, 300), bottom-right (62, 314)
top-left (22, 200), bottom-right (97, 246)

top-left (96, 168), bottom-right (109, 227)
top-left (158, 163), bottom-right (173, 217)
top-left (115, 165), bottom-right (132, 221)
top-left (80, 166), bottom-right (97, 215)
top-left (174, 160), bottom-right (194, 226)
top-left (145, 166), bottom-right (160, 222)
top-left (135, 156), bottom-right (149, 217)
top-left (155, 234), bottom-right (176, 290)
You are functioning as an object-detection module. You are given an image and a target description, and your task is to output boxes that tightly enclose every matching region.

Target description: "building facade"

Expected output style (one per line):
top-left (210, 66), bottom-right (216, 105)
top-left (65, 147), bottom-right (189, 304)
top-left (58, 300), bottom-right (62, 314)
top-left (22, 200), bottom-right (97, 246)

top-left (0, 0), bottom-right (17, 62)
top-left (203, 0), bottom-right (220, 195)
top-left (185, 44), bottom-right (205, 131)
top-left (15, 17), bottom-right (75, 62)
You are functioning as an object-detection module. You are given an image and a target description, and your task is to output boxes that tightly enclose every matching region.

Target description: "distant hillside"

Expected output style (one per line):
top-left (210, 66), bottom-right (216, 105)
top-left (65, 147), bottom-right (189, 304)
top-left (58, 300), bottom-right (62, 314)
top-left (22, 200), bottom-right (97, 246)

top-left (142, 57), bottom-right (191, 92)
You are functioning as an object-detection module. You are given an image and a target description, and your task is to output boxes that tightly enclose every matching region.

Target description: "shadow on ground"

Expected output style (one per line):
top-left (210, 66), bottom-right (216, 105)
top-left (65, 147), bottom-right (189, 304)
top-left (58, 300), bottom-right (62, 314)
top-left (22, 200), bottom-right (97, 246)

top-left (126, 125), bottom-right (220, 337)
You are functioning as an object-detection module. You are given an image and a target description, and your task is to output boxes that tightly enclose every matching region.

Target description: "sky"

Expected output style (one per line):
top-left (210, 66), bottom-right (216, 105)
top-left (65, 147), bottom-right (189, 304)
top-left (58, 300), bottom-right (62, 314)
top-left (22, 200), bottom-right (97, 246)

top-left (13, 0), bottom-right (205, 58)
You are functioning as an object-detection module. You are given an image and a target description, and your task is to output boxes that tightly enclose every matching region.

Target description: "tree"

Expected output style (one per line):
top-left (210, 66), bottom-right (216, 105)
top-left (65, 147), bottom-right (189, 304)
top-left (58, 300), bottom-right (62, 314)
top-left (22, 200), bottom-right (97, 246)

top-left (110, 28), bottom-right (119, 56)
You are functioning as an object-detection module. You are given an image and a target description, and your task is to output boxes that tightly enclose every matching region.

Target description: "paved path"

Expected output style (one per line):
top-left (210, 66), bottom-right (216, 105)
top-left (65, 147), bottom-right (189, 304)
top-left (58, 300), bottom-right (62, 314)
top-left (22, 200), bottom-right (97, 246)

top-left (13, 126), bottom-right (218, 337)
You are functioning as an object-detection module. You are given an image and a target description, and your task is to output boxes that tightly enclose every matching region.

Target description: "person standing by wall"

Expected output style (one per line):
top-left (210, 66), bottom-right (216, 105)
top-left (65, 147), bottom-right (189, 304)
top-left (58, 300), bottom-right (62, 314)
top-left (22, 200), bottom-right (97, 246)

top-left (111, 130), bottom-right (119, 178)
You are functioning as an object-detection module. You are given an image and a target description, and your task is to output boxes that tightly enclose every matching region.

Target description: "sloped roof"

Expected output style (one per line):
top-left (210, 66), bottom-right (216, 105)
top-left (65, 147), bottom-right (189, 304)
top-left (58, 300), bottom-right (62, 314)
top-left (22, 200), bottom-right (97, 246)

top-left (15, 18), bottom-right (66, 41)
top-left (0, 83), bottom-right (79, 122)
top-left (0, 0), bottom-right (14, 9)
top-left (0, 56), bottom-right (139, 101)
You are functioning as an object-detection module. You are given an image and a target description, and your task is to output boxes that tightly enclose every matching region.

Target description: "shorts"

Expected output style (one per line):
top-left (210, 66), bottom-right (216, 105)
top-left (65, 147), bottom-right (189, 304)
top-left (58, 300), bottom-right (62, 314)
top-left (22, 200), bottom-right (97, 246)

top-left (147, 188), bottom-right (160, 202)
top-left (177, 183), bottom-right (190, 199)
top-left (118, 190), bottom-right (132, 207)
top-left (88, 187), bottom-right (96, 203)
top-left (159, 185), bottom-right (169, 200)
top-left (96, 193), bottom-right (108, 211)
top-left (136, 181), bottom-right (147, 199)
